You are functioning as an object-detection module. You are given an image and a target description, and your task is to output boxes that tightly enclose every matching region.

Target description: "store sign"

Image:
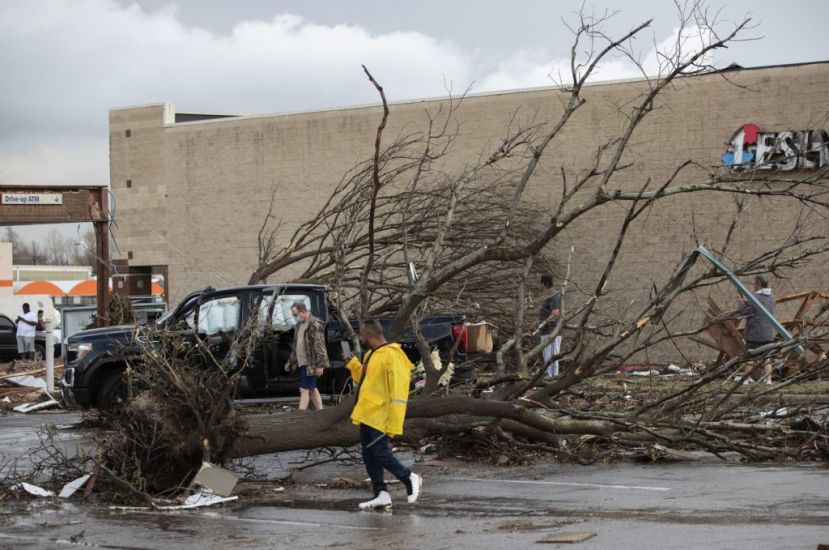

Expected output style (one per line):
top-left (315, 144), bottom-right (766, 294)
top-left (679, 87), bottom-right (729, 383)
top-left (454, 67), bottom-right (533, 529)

top-left (0, 193), bottom-right (63, 205)
top-left (722, 123), bottom-right (829, 171)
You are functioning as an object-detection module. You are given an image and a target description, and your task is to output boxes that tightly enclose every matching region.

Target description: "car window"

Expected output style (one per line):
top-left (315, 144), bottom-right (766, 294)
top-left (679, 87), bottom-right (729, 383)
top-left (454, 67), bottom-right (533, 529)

top-left (0, 317), bottom-right (14, 331)
top-left (185, 295), bottom-right (241, 335)
top-left (257, 294), bottom-right (312, 332)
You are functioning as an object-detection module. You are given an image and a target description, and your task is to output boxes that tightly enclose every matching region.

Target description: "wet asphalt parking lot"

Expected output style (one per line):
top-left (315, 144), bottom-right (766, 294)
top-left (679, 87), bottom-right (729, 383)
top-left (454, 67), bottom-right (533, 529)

top-left (0, 412), bottom-right (827, 549)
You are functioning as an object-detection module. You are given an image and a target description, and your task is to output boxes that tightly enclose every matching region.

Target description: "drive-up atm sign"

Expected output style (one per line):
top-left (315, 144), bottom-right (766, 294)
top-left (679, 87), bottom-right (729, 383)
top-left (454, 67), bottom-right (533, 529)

top-left (0, 193), bottom-right (63, 205)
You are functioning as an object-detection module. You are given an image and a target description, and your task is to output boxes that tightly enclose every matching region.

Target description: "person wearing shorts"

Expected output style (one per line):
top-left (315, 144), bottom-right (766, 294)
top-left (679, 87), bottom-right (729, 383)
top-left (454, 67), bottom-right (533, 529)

top-left (285, 301), bottom-right (329, 410)
top-left (16, 303), bottom-right (37, 361)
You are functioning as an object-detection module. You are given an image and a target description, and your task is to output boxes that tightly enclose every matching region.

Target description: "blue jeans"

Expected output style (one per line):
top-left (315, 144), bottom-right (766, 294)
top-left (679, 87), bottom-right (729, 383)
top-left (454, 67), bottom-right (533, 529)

top-left (359, 424), bottom-right (411, 494)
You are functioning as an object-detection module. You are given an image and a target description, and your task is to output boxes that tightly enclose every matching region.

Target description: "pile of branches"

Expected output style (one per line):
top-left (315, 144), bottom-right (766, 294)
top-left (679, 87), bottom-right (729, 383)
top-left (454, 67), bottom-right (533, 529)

top-left (0, 322), bottom-right (254, 504)
top-left (93, 326), bottom-right (251, 498)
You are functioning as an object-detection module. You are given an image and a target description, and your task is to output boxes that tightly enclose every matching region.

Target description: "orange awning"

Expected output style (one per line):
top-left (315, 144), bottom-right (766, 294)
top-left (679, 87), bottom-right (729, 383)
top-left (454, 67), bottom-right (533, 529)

top-left (68, 279), bottom-right (110, 296)
top-left (17, 280), bottom-right (65, 296)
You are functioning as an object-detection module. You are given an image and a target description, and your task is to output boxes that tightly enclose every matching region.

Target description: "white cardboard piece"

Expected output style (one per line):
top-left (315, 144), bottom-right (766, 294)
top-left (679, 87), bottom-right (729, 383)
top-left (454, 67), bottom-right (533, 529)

top-left (59, 474), bottom-right (92, 498)
top-left (18, 482), bottom-right (55, 497)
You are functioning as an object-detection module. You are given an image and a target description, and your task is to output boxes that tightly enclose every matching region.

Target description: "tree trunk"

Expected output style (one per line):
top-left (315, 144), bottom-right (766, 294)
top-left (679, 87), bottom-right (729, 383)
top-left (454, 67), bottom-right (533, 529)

top-left (231, 395), bottom-right (617, 457)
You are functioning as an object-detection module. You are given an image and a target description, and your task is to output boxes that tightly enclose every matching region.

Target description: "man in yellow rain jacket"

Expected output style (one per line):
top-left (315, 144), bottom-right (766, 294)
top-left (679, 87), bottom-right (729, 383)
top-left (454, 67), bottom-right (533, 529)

top-left (345, 318), bottom-right (422, 510)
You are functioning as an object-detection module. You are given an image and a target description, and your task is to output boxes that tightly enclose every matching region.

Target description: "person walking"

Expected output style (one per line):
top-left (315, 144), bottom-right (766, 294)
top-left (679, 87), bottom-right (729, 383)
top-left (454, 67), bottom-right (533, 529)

top-left (345, 318), bottom-right (422, 510)
top-left (737, 276), bottom-right (777, 384)
top-left (538, 274), bottom-right (562, 377)
top-left (286, 301), bottom-right (329, 410)
top-left (16, 303), bottom-right (37, 361)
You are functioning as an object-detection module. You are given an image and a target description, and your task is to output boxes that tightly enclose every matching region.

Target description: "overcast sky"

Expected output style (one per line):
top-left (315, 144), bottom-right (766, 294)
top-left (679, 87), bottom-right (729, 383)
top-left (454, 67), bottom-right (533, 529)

top-left (2, 0), bottom-right (829, 242)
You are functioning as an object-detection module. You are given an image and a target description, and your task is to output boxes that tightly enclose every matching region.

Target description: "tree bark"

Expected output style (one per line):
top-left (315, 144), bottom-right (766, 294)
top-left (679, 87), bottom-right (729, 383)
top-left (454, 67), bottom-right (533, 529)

top-left (231, 395), bottom-right (617, 457)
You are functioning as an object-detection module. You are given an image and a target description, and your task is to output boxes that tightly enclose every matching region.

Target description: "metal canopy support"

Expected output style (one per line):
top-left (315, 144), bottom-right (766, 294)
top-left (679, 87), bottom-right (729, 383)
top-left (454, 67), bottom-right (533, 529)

top-left (94, 191), bottom-right (110, 328)
top-left (0, 185), bottom-right (110, 327)
top-left (667, 246), bottom-right (805, 356)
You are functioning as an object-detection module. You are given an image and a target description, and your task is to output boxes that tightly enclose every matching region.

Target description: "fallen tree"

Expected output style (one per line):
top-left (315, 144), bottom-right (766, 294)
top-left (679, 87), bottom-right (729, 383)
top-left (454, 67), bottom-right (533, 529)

top-left (233, 3), bottom-right (829, 462)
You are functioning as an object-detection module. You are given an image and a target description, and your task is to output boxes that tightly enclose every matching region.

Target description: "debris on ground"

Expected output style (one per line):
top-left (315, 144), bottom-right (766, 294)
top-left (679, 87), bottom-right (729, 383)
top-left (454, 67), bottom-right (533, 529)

top-left (536, 532), bottom-right (597, 544)
top-left (12, 390), bottom-right (60, 413)
top-left (191, 462), bottom-right (239, 497)
top-left (1, 363), bottom-right (64, 413)
top-left (5, 374), bottom-right (47, 390)
top-left (316, 477), bottom-right (367, 489)
top-left (110, 490), bottom-right (239, 511)
top-left (13, 474), bottom-right (93, 499)
top-left (613, 364), bottom-right (698, 378)
top-left (232, 482), bottom-right (285, 497)
top-left (58, 475), bottom-right (92, 498)
top-left (16, 482), bottom-right (55, 497)
top-left (633, 444), bottom-right (702, 463)
top-left (177, 490), bottom-right (238, 509)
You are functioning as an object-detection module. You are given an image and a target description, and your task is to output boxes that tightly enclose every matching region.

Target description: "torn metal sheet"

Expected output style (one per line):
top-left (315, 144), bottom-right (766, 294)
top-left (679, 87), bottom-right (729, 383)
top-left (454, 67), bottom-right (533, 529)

top-left (13, 400), bottom-right (59, 413)
top-left (6, 375), bottom-right (47, 390)
top-left (59, 474), bottom-right (92, 498)
top-left (13, 390), bottom-right (59, 413)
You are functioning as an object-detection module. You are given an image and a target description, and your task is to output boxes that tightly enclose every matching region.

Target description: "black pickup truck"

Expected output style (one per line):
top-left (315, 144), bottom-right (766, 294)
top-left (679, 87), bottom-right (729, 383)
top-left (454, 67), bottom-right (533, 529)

top-left (61, 284), bottom-right (467, 409)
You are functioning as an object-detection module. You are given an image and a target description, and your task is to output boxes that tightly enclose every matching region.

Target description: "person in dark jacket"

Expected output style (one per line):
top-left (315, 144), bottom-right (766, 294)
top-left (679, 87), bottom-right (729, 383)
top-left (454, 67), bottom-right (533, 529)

top-left (286, 301), bottom-right (329, 410)
top-left (737, 276), bottom-right (776, 384)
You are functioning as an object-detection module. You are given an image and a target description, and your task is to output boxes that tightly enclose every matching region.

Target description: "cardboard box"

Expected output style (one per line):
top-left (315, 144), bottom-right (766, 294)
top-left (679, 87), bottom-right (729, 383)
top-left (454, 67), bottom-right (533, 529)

top-left (465, 322), bottom-right (493, 353)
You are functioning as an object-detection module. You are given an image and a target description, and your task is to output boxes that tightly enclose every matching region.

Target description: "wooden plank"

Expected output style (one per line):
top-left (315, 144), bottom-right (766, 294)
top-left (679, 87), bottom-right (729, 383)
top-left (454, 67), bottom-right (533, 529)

top-left (776, 290), bottom-right (829, 303)
top-left (705, 321), bottom-right (743, 358)
top-left (706, 296), bottom-right (744, 358)
top-left (793, 292), bottom-right (817, 321)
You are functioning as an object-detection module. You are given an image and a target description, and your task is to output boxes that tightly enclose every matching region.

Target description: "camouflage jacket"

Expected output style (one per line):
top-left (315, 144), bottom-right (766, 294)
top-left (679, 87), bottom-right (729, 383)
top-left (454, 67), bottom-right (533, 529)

top-left (288, 316), bottom-right (330, 371)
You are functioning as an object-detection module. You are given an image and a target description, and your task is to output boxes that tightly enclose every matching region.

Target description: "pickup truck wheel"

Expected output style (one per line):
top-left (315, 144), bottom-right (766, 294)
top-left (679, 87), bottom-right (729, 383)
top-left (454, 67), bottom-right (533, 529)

top-left (34, 344), bottom-right (45, 362)
top-left (96, 369), bottom-right (128, 409)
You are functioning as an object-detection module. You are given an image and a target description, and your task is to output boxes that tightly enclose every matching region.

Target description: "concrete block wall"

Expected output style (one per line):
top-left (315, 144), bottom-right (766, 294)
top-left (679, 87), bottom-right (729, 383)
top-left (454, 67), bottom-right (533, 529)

top-left (110, 63), bottom-right (829, 360)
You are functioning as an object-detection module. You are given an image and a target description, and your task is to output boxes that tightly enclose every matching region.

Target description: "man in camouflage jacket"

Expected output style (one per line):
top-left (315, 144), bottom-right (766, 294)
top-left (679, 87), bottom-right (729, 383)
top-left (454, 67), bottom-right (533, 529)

top-left (286, 301), bottom-right (329, 410)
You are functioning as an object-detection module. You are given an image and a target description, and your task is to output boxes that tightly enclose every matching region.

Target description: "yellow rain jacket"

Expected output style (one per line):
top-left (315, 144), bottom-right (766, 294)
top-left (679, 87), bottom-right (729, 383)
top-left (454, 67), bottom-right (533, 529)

top-left (346, 343), bottom-right (414, 436)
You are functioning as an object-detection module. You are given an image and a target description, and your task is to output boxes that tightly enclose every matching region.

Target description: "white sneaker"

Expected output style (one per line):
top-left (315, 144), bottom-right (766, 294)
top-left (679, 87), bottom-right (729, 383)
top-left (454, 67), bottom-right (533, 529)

top-left (407, 473), bottom-right (422, 504)
top-left (359, 491), bottom-right (392, 510)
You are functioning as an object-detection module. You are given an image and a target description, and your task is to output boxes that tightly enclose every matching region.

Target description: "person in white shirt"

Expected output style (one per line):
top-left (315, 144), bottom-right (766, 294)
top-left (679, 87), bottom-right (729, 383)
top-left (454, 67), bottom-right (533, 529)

top-left (16, 303), bottom-right (37, 361)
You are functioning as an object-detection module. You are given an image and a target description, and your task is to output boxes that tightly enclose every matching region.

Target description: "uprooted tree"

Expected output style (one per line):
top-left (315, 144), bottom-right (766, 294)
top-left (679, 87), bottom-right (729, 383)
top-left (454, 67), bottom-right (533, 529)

top-left (18, 3), bottom-right (827, 500)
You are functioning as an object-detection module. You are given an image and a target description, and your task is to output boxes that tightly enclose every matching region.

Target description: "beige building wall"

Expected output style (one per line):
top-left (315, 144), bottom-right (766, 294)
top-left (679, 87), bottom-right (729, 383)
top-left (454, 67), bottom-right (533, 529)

top-left (110, 63), bottom-right (829, 355)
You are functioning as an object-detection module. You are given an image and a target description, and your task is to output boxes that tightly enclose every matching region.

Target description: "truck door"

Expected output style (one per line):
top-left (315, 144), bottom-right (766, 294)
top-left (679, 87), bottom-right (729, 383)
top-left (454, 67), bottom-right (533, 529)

top-left (164, 292), bottom-right (242, 370)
